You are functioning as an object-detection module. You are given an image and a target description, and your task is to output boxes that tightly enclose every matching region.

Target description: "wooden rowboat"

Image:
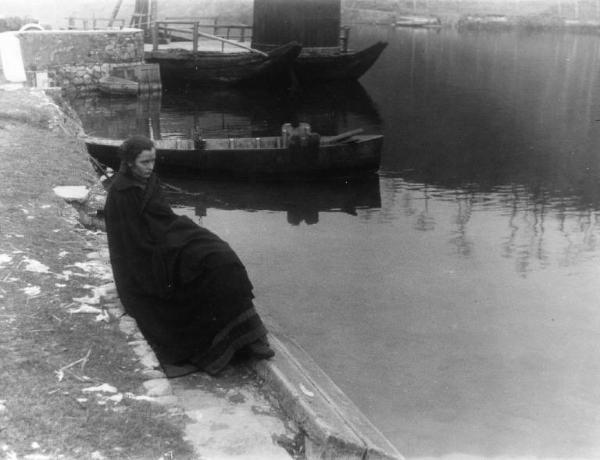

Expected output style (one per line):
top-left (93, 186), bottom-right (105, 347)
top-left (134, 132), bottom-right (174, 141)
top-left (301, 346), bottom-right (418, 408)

top-left (144, 41), bottom-right (301, 85)
top-left (83, 129), bottom-right (383, 180)
top-left (98, 75), bottom-right (139, 96)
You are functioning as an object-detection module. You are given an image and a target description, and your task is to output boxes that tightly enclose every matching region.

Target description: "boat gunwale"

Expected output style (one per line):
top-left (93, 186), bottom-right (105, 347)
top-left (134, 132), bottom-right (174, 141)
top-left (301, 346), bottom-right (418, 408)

top-left (83, 134), bottom-right (383, 152)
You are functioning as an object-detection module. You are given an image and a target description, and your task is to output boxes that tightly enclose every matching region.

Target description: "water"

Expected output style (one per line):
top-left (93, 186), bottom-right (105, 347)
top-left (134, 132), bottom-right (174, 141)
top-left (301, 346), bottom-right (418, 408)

top-left (72, 26), bottom-right (600, 458)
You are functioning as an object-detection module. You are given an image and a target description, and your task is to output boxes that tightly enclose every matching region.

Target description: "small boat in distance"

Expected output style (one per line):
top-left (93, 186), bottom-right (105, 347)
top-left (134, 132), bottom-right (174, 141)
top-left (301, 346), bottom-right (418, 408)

top-left (393, 16), bottom-right (442, 28)
top-left (83, 129), bottom-right (383, 180)
top-left (98, 75), bottom-right (139, 96)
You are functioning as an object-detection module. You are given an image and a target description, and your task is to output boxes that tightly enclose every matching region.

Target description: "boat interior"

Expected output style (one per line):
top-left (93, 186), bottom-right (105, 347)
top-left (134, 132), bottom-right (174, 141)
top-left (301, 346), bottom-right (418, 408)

top-left (155, 136), bottom-right (283, 150)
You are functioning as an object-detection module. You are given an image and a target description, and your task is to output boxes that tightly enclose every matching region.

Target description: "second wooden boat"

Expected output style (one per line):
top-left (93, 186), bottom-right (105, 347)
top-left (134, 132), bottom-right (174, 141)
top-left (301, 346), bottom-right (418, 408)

top-left (144, 41), bottom-right (301, 85)
top-left (83, 130), bottom-right (383, 180)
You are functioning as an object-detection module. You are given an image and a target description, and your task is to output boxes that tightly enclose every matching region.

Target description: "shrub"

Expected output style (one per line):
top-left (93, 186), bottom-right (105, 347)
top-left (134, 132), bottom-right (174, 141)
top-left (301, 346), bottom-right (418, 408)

top-left (0, 16), bottom-right (38, 32)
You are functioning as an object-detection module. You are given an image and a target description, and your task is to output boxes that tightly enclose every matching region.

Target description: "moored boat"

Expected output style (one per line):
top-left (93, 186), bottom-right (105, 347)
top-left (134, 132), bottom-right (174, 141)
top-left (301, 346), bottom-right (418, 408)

top-left (251, 0), bottom-right (387, 83)
top-left (98, 75), bottom-right (139, 96)
top-left (456, 14), bottom-right (513, 31)
top-left (393, 16), bottom-right (442, 28)
top-left (83, 129), bottom-right (383, 180)
top-left (292, 41), bottom-right (388, 82)
top-left (144, 41), bottom-right (301, 85)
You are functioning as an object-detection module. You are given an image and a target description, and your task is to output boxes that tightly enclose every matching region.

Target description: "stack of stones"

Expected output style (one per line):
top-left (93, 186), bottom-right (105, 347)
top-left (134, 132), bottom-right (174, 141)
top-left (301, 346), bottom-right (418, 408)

top-left (17, 29), bottom-right (144, 94)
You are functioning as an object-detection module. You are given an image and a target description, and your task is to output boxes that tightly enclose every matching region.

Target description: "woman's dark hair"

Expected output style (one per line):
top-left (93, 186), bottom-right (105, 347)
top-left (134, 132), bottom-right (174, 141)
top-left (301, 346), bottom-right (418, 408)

top-left (118, 135), bottom-right (154, 163)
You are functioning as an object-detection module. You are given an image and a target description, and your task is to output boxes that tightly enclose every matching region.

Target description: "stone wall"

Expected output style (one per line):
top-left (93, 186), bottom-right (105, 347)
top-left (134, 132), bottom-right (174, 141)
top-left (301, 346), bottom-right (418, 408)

top-left (16, 29), bottom-right (144, 94)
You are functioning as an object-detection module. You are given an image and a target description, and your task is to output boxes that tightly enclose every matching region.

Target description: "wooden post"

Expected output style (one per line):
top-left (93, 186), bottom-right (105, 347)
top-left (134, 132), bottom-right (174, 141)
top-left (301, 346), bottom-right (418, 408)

top-left (150, 0), bottom-right (158, 24)
top-left (193, 22), bottom-right (199, 52)
top-left (108, 0), bottom-right (123, 27)
top-left (152, 21), bottom-right (159, 51)
top-left (340, 26), bottom-right (350, 52)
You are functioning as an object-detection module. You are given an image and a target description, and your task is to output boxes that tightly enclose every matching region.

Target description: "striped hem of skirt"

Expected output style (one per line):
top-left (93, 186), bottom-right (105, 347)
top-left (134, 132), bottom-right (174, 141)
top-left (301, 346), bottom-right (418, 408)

top-left (190, 305), bottom-right (268, 375)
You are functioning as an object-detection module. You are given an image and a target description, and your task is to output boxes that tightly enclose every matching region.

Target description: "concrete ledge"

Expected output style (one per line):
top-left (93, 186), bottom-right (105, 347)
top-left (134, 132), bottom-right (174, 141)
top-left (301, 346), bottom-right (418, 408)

top-left (253, 330), bottom-right (403, 460)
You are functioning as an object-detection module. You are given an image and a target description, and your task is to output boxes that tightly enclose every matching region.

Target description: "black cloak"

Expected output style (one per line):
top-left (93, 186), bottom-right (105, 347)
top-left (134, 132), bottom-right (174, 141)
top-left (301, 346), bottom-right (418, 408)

top-left (104, 171), bottom-right (267, 374)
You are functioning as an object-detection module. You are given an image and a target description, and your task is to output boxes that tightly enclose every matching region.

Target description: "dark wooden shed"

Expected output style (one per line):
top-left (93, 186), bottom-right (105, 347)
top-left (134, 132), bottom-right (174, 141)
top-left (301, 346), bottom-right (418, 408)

top-left (251, 0), bottom-right (341, 50)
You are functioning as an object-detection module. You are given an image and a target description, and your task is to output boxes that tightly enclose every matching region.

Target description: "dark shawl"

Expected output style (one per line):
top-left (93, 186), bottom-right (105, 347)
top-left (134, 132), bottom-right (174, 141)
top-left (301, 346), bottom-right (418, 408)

top-left (104, 171), bottom-right (262, 369)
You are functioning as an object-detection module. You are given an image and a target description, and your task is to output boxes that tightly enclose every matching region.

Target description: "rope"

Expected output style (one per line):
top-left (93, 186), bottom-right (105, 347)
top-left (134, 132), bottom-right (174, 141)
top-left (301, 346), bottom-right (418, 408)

top-left (86, 154), bottom-right (206, 198)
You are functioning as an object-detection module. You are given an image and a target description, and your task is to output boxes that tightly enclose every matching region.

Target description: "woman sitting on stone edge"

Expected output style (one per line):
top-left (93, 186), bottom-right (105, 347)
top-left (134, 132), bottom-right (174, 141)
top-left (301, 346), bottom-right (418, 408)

top-left (104, 134), bottom-right (274, 378)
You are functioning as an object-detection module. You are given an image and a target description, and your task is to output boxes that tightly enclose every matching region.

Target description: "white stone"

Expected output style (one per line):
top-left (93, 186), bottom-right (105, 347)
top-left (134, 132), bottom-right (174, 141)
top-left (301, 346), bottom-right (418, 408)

top-left (52, 185), bottom-right (89, 202)
top-left (22, 286), bottom-right (41, 296)
top-left (0, 254), bottom-right (12, 267)
top-left (82, 383), bottom-right (117, 394)
top-left (143, 378), bottom-right (172, 397)
top-left (68, 304), bottom-right (102, 314)
top-left (23, 258), bottom-right (49, 273)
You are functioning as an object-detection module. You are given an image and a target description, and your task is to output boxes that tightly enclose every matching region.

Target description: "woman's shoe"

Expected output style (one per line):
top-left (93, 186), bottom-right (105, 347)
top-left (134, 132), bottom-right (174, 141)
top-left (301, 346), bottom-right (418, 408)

top-left (247, 341), bottom-right (275, 359)
top-left (162, 361), bottom-right (200, 378)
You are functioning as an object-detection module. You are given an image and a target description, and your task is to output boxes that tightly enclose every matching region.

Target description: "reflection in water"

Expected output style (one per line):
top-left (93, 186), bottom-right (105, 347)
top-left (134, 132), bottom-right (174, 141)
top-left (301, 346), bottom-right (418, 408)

top-left (70, 80), bottom-right (382, 140)
top-left (69, 94), bottom-right (162, 139)
top-left (413, 185), bottom-right (436, 232)
top-left (365, 28), bottom-right (600, 202)
top-left (162, 174), bottom-right (381, 226)
top-left (380, 176), bottom-right (600, 277)
top-left (450, 191), bottom-right (474, 257)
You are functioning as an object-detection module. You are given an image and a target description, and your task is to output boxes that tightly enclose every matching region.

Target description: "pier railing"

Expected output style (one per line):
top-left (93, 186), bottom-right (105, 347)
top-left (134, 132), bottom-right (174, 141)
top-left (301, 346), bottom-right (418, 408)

top-left (151, 20), bottom-right (253, 53)
top-left (66, 17), bottom-right (126, 30)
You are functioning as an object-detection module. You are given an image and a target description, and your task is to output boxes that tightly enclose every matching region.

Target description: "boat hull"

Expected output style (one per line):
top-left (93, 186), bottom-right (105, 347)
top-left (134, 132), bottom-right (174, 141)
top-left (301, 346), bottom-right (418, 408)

top-left (144, 42), bottom-right (301, 85)
top-left (84, 134), bottom-right (383, 180)
top-left (292, 41), bottom-right (388, 82)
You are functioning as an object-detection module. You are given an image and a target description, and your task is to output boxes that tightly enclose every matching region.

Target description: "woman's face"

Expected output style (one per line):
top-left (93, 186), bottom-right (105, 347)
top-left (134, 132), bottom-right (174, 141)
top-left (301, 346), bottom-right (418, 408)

top-left (129, 148), bottom-right (156, 180)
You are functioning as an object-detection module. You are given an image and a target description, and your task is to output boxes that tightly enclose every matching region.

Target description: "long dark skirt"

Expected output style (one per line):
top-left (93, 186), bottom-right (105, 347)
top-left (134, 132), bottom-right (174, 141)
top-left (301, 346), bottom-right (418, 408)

top-left (129, 258), bottom-right (268, 375)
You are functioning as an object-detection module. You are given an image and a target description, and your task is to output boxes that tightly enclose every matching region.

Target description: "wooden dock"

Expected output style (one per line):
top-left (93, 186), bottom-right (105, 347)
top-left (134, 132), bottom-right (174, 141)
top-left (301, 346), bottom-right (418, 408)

top-left (143, 41), bottom-right (250, 54)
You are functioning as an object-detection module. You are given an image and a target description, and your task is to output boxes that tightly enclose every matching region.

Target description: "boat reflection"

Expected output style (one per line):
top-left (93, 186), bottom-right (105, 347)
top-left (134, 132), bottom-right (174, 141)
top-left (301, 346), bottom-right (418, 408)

top-left (162, 174), bottom-right (382, 226)
top-left (69, 80), bottom-right (382, 140)
top-left (69, 93), bottom-right (162, 139)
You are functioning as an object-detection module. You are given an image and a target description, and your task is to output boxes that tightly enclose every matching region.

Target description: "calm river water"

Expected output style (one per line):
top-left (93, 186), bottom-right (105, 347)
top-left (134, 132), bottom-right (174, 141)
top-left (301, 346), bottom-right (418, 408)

top-left (72, 25), bottom-right (600, 458)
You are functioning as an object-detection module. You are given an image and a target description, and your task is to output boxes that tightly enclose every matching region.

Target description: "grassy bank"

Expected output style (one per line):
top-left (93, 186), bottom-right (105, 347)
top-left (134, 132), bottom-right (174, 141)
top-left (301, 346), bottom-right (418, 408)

top-left (0, 88), bottom-right (193, 460)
